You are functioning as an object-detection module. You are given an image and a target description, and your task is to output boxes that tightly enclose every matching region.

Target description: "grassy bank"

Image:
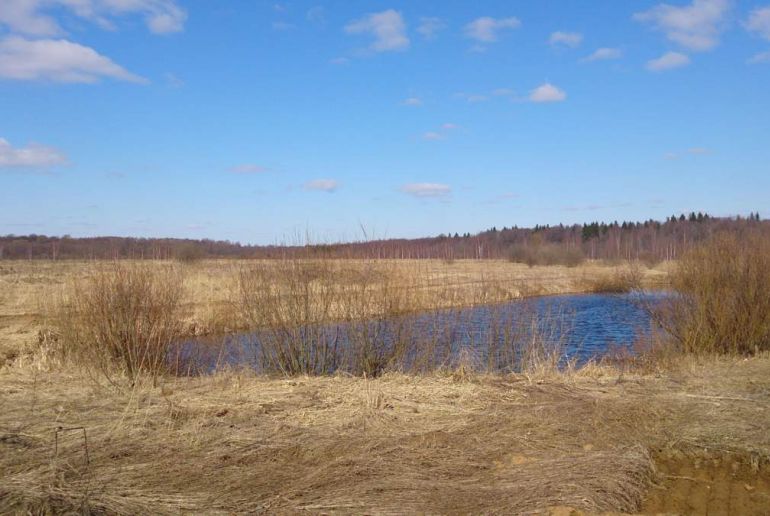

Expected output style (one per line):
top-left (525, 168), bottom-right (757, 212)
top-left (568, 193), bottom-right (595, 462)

top-left (2, 354), bottom-right (769, 514)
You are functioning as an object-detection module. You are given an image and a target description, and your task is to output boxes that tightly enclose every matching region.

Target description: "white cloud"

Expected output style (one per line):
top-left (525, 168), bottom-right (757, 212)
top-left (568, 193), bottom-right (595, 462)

top-left (529, 82), bottom-right (566, 103)
top-left (549, 31), bottom-right (583, 47)
top-left (417, 17), bottom-right (445, 40)
top-left (304, 179), bottom-right (339, 192)
top-left (688, 147), bottom-right (710, 154)
top-left (646, 51), bottom-right (691, 71)
top-left (400, 183), bottom-right (451, 198)
top-left (441, 123), bottom-right (458, 130)
top-left (492, 88), bottom-right (515, 96)
top-left (230, 164), bottom-right (268, 174)
top-left (345, 9), bottom-right (409, 52)
top-left (582, 47), bottom-right (623, 62)
top-left (422, 131), bottom-right (443, 141)
top-left (402, 97), bottom-right (422, 106)
top-left (634, 0), bottom-right (730, 51)
top-left (748, 50), bottom-right (770, 64)
top-left (0, 0), bottom-right (186, 36)
top-left (464, 16), bottom-right (521, 42)
top-left (0, 137), bottom-right (68, 168)
top-left (329, 57), bottom-right (349, 65)
top-left (746, 6), bottom-right (770, 40)
top-left (0, 36), bottom-right (147, 83)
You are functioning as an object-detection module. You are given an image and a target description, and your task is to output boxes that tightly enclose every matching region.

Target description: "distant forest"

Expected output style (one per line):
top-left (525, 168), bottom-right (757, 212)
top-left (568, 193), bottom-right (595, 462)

top-left (1, 212), bottom-right (765, 264)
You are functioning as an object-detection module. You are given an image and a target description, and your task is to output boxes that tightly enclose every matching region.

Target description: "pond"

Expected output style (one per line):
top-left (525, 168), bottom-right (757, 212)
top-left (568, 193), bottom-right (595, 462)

top-left (175, 292), bottom-right (668, 375)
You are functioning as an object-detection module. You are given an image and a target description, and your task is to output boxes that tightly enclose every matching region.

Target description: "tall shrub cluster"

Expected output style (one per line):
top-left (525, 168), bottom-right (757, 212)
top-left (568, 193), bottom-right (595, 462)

top-left (55, 263), bottom-right (184, 383)
top-left (664, 231), bottom-right (770, 354)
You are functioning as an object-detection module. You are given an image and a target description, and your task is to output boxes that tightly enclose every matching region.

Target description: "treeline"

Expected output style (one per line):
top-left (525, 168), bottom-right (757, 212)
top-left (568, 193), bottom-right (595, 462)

top-left (0, 212), bottom-right (765, 263)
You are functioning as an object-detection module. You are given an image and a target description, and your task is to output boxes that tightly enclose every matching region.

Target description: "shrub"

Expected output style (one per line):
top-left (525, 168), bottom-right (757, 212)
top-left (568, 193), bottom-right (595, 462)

top-left (236, 259), bottom-right (413, 376)
top-left (509, 244), bottom-right (585, 267)
top-left (55, 263), bottom-right (184, 383)
top-left (660, 231), bottom-right (770, 354)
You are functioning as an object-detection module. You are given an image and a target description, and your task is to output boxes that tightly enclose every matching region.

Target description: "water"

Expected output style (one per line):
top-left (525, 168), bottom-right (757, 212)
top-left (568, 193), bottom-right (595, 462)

top-left (175, 292), bottom-right (667, 374)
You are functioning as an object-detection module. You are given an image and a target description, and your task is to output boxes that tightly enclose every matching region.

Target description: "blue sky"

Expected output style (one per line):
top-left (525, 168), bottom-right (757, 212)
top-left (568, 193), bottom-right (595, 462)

top-left (1, 0), bottom-right (769, 244)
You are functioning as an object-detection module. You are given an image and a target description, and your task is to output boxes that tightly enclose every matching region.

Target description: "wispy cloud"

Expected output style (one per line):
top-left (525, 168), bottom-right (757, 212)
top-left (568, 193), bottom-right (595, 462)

top-left (748, 50), bottom-right (770, 64)
top-left (345, 10), bottom-right (409, 52)
top-left (582, 47), bottom-right (622, 62)
top-left (549, 31), bottom-right (583, 48)
top-left (306, 6), bottom-right (325, 25)
top-left (464, 16), bottom-right (521, 43)
top-left (402, 97), bottom-right (422, 106)
top-left (400, 182), bottom-right (451, 198)
top-left (455, 92), bottom-right (489, 103)
top-left (329, 57), bottom-right (350, 65)
top-left (304, 179), bottom-right (339, 192)
top-left (0, 36), bottom-right (147, 83)
top-left (529, 82), bottom-right (566, 103)
top-left (0, 0), bottom-right (187, 36)
top-left (229, 164), bottom-right (268, 174)
top-left (417, 17), bottom-right (446, 40)
top-left (634, 0), bottom-right (730, 51)
top-left (422, 123), bottom-right (459, 141)
top-left (646, 51), bottom-right (691, 71)
top-left (746, 6), bottom-right (770, 40)
top-left (0, 137), bottom-right (68, 168)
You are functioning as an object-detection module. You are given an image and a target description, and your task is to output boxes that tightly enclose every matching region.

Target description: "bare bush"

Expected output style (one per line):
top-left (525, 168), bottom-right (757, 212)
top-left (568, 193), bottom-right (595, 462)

top-left (54, 262), bottom-right (185, 383)
top-left (236, 259), bottom-right (415, 376)
top-left (660, 231), bottom-right (770, 355)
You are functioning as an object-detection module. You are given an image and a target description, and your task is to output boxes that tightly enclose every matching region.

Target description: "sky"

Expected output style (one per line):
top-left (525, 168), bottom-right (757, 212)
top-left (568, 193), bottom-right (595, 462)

top-left (1, 0), bottom-right (769, 244)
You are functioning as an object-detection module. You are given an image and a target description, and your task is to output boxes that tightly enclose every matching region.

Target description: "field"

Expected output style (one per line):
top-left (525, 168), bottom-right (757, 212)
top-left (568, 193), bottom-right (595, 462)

top-left (2, 258), bottom-right (769, 514)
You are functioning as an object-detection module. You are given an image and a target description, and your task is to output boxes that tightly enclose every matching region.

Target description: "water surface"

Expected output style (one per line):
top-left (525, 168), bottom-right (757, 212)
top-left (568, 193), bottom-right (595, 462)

top-left (178, 292), bottom-right (665, 374)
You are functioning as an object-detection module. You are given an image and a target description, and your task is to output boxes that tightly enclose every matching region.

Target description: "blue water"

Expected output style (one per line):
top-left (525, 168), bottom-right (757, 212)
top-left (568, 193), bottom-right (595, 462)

top-left (175, 292), bottom-right (666, 374)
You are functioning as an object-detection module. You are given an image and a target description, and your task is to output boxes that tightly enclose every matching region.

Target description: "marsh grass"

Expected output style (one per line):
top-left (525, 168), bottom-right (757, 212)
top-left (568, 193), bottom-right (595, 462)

top-left (583, 265), bottom-right (644, 294)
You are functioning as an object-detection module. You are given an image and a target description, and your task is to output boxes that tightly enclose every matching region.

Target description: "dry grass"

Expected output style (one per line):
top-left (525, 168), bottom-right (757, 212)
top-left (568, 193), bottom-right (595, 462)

top-left (1, 355), bottom-right (768, 514)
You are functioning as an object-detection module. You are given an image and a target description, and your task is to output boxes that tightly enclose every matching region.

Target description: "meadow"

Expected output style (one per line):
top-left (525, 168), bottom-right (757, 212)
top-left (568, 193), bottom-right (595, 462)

top-left (1, 248), bottom-right (769, 514)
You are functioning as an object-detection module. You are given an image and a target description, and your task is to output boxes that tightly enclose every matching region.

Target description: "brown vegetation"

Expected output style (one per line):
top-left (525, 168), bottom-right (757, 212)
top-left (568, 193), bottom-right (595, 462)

top-left (2, 245), bottom-right (770, 513)
top-left (657, 231), bottom-right (770, 355)
top-left (53, 263), bottom-right (185, 383)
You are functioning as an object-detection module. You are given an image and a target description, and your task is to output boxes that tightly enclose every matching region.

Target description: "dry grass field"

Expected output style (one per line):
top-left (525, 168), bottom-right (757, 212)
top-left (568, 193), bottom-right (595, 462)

top-left (2, 258), bottom-right (769, 514)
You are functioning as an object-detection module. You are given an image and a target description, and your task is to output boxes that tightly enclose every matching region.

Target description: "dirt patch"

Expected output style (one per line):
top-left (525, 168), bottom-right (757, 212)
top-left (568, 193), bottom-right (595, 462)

top-left (643, 449), bottom-right (770, 515)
